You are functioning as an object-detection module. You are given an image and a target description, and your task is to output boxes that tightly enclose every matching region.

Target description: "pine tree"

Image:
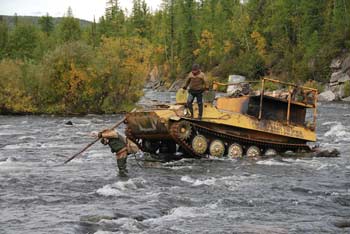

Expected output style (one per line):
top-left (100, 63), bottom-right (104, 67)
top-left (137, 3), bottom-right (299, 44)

top-left (14, 13), bottom-right (18, 27)
top-left (104, 0), bottom-right (125, 37)
top-left (88, 17), bottom-right (99, 47)
top-left (57, 7), bottom-right (81, 42)
top-left (0, 17), bottom-right (8, 59)
top-left (160, 0), bottom-right (177, 79)
top-left (66, 6), bottom-right (74, 17)
top-left (131, 0), bottom-right (151, 38)
top-left (179, 0), bottom-right (197, 72)
top-left (38, 13), bottom-right (54, 35)
top-left (8, 23), bottom-right (39, 60)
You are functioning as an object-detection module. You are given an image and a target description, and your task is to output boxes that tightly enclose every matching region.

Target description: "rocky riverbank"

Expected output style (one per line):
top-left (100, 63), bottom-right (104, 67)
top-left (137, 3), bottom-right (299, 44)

top-left (319, 53), bottom-right (350, 102)
top-left (146, 56), bottom-right (350, 104)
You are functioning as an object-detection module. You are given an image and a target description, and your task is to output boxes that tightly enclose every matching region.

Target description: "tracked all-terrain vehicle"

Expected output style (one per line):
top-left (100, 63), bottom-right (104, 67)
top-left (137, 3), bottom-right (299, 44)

top-left (125, 78), bottom-right (318, 158)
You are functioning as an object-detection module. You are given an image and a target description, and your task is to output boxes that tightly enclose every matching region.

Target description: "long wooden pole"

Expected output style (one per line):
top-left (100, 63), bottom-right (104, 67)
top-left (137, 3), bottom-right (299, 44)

top-left (258, 79), bottom-right (265, 120)
top-left (287, 85), bottom-right (291, 124)
top-left (63, 117), bottom-right (126, 164)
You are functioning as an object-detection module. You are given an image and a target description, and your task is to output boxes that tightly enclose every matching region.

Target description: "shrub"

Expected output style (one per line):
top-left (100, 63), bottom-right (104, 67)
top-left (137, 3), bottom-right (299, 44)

top-left (303, 80), bottom-right (324, 93)
top-left (0, 59), bottom-right (36, 113)
top-left (39, 41), bottom-right (95, 114)
top-left (344, 81), bottom-right (350, 97)
top-left (263, 80), bottom-right (280, 91)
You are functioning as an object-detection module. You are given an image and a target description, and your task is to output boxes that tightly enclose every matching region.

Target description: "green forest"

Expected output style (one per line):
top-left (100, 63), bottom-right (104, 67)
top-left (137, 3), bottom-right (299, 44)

top-left (0, 0), bottom-right (349, 114)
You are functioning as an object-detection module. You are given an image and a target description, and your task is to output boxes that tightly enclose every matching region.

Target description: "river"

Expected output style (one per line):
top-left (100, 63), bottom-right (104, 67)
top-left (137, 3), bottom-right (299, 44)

top-left (0, 91), bottom-right (350, 234)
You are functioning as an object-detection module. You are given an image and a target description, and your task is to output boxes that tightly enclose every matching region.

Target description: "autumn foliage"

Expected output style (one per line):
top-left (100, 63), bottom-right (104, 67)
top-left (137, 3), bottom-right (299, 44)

top-left (34, 38), bottom-right (150, 114)
top-left (1, 0), bottom-right (350, 114)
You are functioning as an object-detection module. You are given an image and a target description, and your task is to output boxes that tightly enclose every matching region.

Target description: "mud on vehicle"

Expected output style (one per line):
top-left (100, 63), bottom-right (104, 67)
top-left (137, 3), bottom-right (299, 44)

top-left (125, 78), bottom-right (318, 159)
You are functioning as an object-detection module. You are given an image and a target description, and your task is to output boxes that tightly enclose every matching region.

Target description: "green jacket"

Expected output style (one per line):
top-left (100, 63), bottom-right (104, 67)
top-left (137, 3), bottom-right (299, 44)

top-left (108, 138), bottom-right (126, 153)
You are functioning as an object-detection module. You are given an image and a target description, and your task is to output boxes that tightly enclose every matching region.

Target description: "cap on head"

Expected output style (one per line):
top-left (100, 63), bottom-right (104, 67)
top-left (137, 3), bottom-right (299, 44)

top-left (192, 64), bottom-right (200, 71)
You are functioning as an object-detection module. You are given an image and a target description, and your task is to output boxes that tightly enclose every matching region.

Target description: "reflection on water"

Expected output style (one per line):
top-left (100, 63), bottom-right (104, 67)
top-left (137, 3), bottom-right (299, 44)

top-left (1, 91), bottom-right (350, 233)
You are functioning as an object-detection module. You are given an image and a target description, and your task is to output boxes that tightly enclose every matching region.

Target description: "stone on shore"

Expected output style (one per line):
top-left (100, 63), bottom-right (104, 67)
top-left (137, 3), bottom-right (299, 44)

top-left (330, 71), bottom-right (349, 83)
top-left (342, 96), bottom-right (350, 102)
top-left (330, 58), bottom-right (342, 70)
top-left (318, 90), bottom-right (336, 102)
top-left (327, 53), bottom-right (350, 100)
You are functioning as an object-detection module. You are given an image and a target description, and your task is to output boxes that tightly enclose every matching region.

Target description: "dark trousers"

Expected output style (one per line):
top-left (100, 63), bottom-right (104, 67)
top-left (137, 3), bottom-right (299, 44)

top-left (187, 91), bottom-right (203, 118)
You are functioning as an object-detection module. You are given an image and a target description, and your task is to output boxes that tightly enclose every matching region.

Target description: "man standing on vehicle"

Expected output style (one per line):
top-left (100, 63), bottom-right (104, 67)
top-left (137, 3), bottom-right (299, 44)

top-left (182, 64), bottom-right (207, 120)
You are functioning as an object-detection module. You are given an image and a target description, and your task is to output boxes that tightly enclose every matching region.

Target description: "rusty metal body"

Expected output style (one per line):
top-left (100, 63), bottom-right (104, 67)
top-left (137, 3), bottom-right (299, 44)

top-left (125, 78), bottom-right (318, 158)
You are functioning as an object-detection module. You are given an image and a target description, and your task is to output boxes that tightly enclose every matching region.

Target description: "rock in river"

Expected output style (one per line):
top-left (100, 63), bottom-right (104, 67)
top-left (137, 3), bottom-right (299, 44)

top-left (318, 90), bottom-right (336, 102)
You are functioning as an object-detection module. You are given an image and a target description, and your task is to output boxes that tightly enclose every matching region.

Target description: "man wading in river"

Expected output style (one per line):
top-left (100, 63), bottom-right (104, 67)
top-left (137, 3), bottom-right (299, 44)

top-left (182, 64), bottom-right (207, 120)
top-left (98, 129), bottom-right (138, 177)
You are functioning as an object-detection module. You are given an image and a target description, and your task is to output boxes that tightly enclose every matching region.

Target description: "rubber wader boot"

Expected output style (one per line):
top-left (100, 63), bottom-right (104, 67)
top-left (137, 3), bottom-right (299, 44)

top-left (198, 102), bottom-right (203, 120)
top-left (187, 103), bottom-right (193, 118)
top-left (117, 157), bottom-right (128, 177)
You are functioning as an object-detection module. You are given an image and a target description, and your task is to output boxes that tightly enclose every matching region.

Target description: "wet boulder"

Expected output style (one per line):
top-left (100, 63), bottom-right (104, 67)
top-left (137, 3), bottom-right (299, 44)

top-left (286, 148), bottom-right (340, 158)
top-left (318, 90), bottom-right (336, 102)
top-left (341, 55), bottom-right (350, 73)
top-left (333, 220), bottom-right (350, 229)
top-left (65, 120), bottom-right (73, 125)
top-left (330, 71), bottom-right (349, 83)
top-left (342, 96), bottom-right (350, 102)
top-left (313, 148), bottom-right (340, 158)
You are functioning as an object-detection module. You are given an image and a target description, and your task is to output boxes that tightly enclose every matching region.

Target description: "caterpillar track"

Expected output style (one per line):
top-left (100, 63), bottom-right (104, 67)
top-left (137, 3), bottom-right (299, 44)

top-left (169, 121), bottom-right (202, 158)
top-left (126, 117), bottom-right (311, 159)
top-left (169, 120), bottom-right (310, 158)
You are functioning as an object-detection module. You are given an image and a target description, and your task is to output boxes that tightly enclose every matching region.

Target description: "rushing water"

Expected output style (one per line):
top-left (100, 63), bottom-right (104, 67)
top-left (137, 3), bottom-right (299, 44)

top-left (1, 91), bottom-right (350, 234)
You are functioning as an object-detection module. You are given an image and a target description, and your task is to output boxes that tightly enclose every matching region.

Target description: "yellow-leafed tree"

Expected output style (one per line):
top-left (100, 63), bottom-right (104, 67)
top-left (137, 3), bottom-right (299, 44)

top-left (0, 59), bottom-right (36, 113)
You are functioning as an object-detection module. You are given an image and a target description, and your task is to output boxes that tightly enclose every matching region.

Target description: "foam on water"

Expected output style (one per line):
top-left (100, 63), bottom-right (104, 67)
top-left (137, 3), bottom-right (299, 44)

top-left (87, 151), bottom-right (107, 159)
top-left (93, 231), bottom-right (114, 234)
top-left (68, 157), bottom-right (85, 164)
top-left (318, 142), bottom-right (342, 148)
top-left (256, 159), bottom-right (289, 166)
top-left (96, 178), bottom-right (146, 197)
top-left (74, 131), bottom-right (90, 136)
top-left (324, 122), bottom-right (350, 140)
top-left (2, 143), bottom-right (36, 150)
top-left (205, 201), bottom-right (219, 209)
top-left (145, 206), bottom-right (207, 225)
top-left (168, 165), bottom-right (193, 170)
top-left (181, 175), bottom-right (216, 186)
top-left (322, 121), bottom-right (340, 126)
top-left (169, 206), bottom-right (206, 218)
top-left (96, 184), bottom-right (124, 197)
top-left (99, 217), bottom-right (141, 233)
top-left (18, 136), bottom-right (36, 140)
top-left (6, 156), bottom-right (17, 162)
top-left (0, 124), bottom-right (13, 128)
top-left (0, 156), bottom-right (17, 166)
top-left (284, 158), bottom-right (339, 170)
top-left (219, 174), bottom-right (259, 191)
top-left (162, 158), bottom-right (195, 169)
top-left (181, 174), bottom-right (258, 191)
top-left (2, 142), bottom-right (76, 150)
top-left (0, 130), bottom-right (27, 136)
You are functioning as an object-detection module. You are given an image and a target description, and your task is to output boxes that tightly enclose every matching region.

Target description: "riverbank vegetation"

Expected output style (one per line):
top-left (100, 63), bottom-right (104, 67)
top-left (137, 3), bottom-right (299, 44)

top-left (0, 0), bottom-right (349, 114)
